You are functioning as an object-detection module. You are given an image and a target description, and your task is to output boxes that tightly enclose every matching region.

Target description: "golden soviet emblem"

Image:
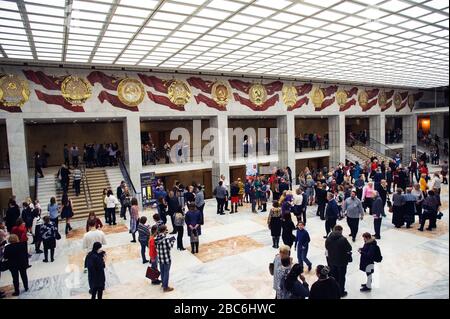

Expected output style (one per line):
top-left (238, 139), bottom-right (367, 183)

top-left (408, 94), bottom-right (415, 110)
top-left (335, 88), bottom-right (348, 107)
top-left (282, 84), bottom-right (298, 108)
top-left (393, 92), bottom-right (402, 109)
top-left (61, 75), bottom-right (92, 105)
top-left (358, 89), bottom-right (369, 108)
top-left (211, 81), bottom-right (231, 107)
top-left (168, 80), bottom-right (191, 106)
top-left (378, 89), bottom-right (387, 108)
top-left (249, 83), bottom-right (267, 106)
top-left (0, 74), bottom-right (30, 107)
top-left (311, 86), bottom-right (324, 108)
top-left (117, 78), bottom-right (145, 107)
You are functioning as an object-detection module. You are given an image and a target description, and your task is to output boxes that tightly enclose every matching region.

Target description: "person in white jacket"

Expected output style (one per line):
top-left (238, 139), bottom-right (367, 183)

top-left (104, 190), bottom-right (119, 226)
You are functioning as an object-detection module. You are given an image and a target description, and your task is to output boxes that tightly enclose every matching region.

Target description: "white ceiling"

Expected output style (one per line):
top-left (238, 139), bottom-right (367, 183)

top-left (0, 0), bottom-right (448, 89)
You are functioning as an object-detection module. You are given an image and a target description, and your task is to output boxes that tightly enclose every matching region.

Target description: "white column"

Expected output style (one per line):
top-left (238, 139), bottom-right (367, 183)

top-left (123, 114), bottom-right (143, 193)
top-left (402, 114), bottom-right (418, 164)
top-left (328, 114), bottom-right (346, 166)
top-left (369, 114), bottom-right (386, 154)
top-left (277, 114), bottom-right (296, 175)
top-left (6, 118), bottom-right (30, 203)
top-left (210, 114), bottom-right (229, 185)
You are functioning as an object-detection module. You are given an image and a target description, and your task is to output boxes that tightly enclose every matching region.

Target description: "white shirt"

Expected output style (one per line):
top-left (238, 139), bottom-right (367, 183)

top-left (293, 194), bottom-right (303, 206)
top-left (82, 229), bottom-right (107, 251)
top-left (432, 176), bottom-right (441, 189)
top-left (104, 195), bottom-right (119, 208)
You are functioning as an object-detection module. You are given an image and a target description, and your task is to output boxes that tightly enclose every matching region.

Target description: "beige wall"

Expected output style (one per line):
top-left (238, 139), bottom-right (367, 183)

top-left (295, 119), bottom-right (328, 137)
top-left (25, 122), bottom-right (124, 167)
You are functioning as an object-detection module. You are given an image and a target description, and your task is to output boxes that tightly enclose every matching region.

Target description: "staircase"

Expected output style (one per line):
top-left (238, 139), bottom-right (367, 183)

top-left (346, 138), bottom-right (393, 165)
top-left (38, 167), bottom-right (121, 220)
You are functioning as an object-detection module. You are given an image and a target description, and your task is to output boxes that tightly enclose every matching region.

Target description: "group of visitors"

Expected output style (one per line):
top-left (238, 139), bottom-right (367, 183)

top-left (295, 133), bottom-right (329, 152)
top-left (385, 128), bottom-right (402, 144)
top-left (63, 142), bottom-right (121, 169)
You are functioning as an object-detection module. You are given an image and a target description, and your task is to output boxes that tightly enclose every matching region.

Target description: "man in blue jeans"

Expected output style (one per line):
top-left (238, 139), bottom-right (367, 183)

top-left (294, 222), bottom-right (312, 272)
top-left (155, 225), bottom-right (176, 292)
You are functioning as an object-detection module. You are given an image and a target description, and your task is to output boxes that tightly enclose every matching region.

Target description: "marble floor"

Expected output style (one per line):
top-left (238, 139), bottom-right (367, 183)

top-left (0, 180), bottom-right (448, 299)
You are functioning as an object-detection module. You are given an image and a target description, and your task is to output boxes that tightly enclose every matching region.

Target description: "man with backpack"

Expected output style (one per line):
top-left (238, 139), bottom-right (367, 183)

top-left (358, 232), bottom-right (382, 292)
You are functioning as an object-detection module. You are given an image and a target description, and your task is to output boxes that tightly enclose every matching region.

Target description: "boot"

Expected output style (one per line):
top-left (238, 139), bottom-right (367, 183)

top-left (275, 237), bottom-right (280, 248)
top-left (262, 203), bottom-right (267, 212)
top-left (131, 233), bottom-right (136, 243)
top-left (272, 237), bottom-right (276, 249)
top-left (65, 223), bottom-right (69, 235)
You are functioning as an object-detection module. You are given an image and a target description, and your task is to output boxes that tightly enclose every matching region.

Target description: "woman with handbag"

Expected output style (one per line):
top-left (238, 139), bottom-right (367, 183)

top-left (40, 216), bottom-right (60, 263)
top-left (3, 234), bottom-right (29, 296)
top-left (185, 203), bottom-right (202, 254)
top-left (147, 225), bottom-right (162, 285)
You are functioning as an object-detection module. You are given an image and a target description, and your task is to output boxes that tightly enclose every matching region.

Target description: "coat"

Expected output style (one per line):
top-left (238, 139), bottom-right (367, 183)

top-left (371, 196), bottom-right (384, 218)
top-left (3, 241), bottom-right (29, 270)
top-left (85, 251), bottom-right (106, 289)
top-left (281, 218), bottom-right (296, 247)
top-left (325, 199), bottom-right (339, 220)
top-left (5, 206), bottom-right (20, 232)
top-left (325, 231), bottom-right (352, 267)
top-left (185, 210), bottom-right (203, 236)
top-left (359, 239), bottom-right (378, 272)
top-left (11, 224), bottom-right (28, 243)
top-left (268, 208), bottom-right (282, 237)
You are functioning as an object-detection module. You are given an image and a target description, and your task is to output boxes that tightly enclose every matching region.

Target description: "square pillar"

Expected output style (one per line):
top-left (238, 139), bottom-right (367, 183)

top-left (277, 114), bottom-right (296, 176)
top-left (430, 114), bottom-right (444, 138)
top-left (402, 114), bottom-right (418, 164)
top-left (123, 114), bottom-right (143, 193)
top-left (210, 114), bottom-right (229, 185)
top-left (369, 114), bottom-right (385, 154)
top-left (6, 118), bottom-right (30, 203)
top-left (328, 114), bottom-right (346, 167)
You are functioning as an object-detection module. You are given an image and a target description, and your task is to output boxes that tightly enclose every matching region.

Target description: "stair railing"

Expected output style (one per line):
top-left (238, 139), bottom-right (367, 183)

top-left (80, 163), bottom-right (93, 210)
top-left (347, 137), bottom-right (392, 163)
top-left (118, 157), bottom-right (141, 204)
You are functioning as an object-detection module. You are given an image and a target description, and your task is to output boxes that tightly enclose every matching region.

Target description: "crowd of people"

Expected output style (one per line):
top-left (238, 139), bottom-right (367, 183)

top-left (1, 141), bottom-right (447, 299)
top-left (385, 128), bottom-right (402, 144)
top-left (295, 133), bottom-right (329, 152)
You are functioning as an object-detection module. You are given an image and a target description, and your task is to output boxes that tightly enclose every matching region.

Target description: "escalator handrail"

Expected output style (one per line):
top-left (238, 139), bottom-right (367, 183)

top-left (118, 157), bottom-right (137, 195)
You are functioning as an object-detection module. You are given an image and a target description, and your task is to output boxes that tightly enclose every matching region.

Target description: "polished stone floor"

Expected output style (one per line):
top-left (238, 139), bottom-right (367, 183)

top-left (1, 178), bottom-right (448, 299)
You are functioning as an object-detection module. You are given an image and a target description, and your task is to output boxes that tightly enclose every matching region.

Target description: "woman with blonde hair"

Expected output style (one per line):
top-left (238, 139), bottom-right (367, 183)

top-left (305, 175), bottom-right (315, 206)
top-left (271, 244), bottom-right (293, 299)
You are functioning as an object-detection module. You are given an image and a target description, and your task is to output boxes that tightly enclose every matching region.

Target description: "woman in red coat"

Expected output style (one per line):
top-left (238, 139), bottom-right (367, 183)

top-left (11, 218), bottom-right (28, 243)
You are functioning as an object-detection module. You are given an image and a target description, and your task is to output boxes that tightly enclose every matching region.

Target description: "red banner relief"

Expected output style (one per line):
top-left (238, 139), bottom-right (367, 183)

top-left (396, 99), bottom-right (408, 112)
top-left (187, 77), bottom-right (213, 93)
top-left (400, 91), bottom-right (409, 100)
top-left (147, 91), bottom-right (185, 111)
top-left (315, 97), bottom-right (335, 111)
top-left (287, 96), bottom-right (309, 111)
top-left (347, 87), bottom-right (358, 97)
top-left (296, 83), bottom-right (313, 96)
top-left (23, 70), bottom-right (62, 90)
top-left (233, 93), bottom-right (278, 111)
top-left (35, 90), bottom-right (84, 112)
top-left (339, 99), bottom-right (356, 112)
top-left (87, 71), bottom-right (119, 90)
top-left (380, 100), bottom-right (393, 112)
top-left (265, 81), bottom-right (283, 95)
top-left (229, 79), bottom-right (251, 93)
top-left (138, 74), bottom-right (169, 93)
top-left (361, 98), bottom-right (378, 112)
top-left (98, 91), bottom-right (138, 112)
top-left (0, 101), bottom-right (22, 113)
top-left (195, 94), bottom-right (226, 111)
top-left (367, 88), bottom-right (380, 100)
top-left (323, 85), bottom-right (338, 97)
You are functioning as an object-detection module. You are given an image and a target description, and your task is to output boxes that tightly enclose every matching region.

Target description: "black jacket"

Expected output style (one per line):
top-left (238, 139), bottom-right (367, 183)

top-left (5, 206), bottom-right (20, 231)
top-left (85, 251), bottom-right (106, 289)
top-left (3, 242), bottom-right (29, 270)
top-left (325, 231), bottom-right (352, 267)
top-left (359, 239), bottom-right (378, 272)
top-left (315, 188), bottom-right (328, 205)
top-left (230, 185), bottom-right (240, 197)
top-left (309, 277), bottom-right (341, 299)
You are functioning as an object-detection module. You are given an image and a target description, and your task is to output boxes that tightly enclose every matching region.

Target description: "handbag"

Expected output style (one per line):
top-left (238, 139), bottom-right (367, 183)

top-left (269, 263), bottom-right (274, 276)
top-left (145, 266), bottom-right (160, 281)
top-left (55, 230), bottom-right (62, 240)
